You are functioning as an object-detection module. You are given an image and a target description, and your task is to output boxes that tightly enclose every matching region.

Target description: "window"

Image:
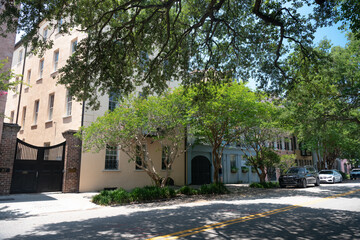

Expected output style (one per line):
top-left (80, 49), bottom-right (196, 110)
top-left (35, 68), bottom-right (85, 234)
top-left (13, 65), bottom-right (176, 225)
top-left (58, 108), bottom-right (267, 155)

top-left (48, 94), bottom-right (55, 120)
top-left (162, 145), bottom-right (170, 170)
top-left (105, 145), bottom-right (119, 170)
top-left (57, 18), bottom-right (63, 33)
top-left (22, 107), bottom-right (26, 128)
top-left (293, 136), bottom-right (297, 150)
top-left (27, 70), bottom-right (31, 85)
top-left (53, 50), bottom-right (59, 72)
top-left (230, 155), bottom-right (237, 169)
top-left (33, 100), bottom-right (39, 125)
top-left (66, 91), bottom-right (72, 116)
top-left (109, 92), bottom-right (120, 111)
top-left (39, 59), bottom-right (44, 79)
top-left (71, 39), bottom-right (77, 54)
top-left (43, 28), bottom-right (48, 41)
top-left (136, 145), bottom-right (146, 170)
top-left (277, 139), bottom-right (283, 150)
top-left (14, 77), bottom-right (19, 93)
top-left (10, 111), bottom-right (14, 123)
top-left (299, 142), bottom-right (312, 156)
top-left (18, 49), bottom-right (23, 64)
top-left (284, 137), bottom-right (290, 150)
top-left (44, 142), bottom-right (50, 160)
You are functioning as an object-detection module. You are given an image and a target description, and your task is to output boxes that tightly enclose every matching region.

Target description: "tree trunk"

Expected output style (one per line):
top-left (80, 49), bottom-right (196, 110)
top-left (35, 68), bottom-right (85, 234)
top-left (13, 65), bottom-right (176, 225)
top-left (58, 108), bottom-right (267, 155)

top-left (259, 167), bottom-right (266, 183)
top-left (212, 148), bottom-right (223, 183)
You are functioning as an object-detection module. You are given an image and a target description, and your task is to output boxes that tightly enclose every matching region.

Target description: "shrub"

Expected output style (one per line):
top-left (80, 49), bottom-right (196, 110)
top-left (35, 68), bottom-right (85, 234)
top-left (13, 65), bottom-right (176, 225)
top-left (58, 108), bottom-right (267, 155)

top-left (110, 188), bottom-right (131, 204)
top-left (339, 171), bottom-right (349, 180)
top-left (92, 190), bottom-right (114, 205)
top-left (199, 182), bottom-right (229, 194)
top-left (130, 186), bottom-right (176, 202)
top-left (92, 186), bottom-right (176, 205)
top-left (177, 186), bottom-right (198, 195)
top-left (250, 182), bottom-right (279, 188)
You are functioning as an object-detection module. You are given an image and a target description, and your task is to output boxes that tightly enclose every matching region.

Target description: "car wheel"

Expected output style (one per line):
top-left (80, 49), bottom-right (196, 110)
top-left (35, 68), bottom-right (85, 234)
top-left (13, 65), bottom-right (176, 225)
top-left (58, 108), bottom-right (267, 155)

top-left (301, 178), bottom-right (307, 188)
top-left (332, 177), bottom-right (335, 184)
top-left (339, 176), bottom-right (343, 183)
top-left (315, 177), bottom-right (320, 186)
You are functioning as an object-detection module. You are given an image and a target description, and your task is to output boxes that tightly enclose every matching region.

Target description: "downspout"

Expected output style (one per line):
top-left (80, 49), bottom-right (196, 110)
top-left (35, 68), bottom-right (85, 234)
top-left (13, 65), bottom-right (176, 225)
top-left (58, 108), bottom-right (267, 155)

top-left (15, 44), bottom-right (27, 124)
top-left (81, 100), bottom-right (85, 127)
top-left (184, 125), bottom-right (187, 185)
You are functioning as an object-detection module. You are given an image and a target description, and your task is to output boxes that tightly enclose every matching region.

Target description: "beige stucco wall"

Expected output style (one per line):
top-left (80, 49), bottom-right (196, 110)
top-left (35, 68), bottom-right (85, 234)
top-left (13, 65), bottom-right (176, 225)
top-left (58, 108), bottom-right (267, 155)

top-left (4, 23), bottom-right (86, 146)
top-left (80, 93), bottom-right (186, 192)
top-left (79, 141), bottom-right (186, 192)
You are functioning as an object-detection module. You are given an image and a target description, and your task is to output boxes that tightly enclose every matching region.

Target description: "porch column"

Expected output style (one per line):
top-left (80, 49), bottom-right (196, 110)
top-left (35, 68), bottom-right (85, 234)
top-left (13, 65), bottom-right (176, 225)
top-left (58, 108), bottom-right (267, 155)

top-left (0, 123), bottom-right (21, 195)
top-left (62, 130), bottom-right (82, 193)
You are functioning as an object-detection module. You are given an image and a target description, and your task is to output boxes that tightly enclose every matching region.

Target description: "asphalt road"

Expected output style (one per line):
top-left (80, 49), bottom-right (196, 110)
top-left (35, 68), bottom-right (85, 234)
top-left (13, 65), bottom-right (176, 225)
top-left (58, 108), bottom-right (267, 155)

top-left (1, 181), bottom-right (360, 240)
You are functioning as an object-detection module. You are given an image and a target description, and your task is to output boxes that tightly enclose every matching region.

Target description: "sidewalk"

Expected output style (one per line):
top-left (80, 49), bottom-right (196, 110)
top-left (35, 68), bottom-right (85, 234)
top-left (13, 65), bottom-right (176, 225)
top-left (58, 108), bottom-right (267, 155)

top-left (0, 184), bottom-right (252, 218)
top-left (0, 192), bottom-right (99, 217)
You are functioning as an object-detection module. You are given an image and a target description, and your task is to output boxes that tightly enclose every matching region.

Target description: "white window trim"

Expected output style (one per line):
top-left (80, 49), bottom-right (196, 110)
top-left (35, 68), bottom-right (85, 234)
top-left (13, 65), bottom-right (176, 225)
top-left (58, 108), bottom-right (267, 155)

top-left (48, 94), bottom-right (55, 121)
top-left (71, 38), bottom-right (78, 54)
top-left (65, 91), bottom-right (72, 116)
top-left (105, 146), bottom-right (119, 170)
top-left (21, 107), bottom-right (26, 129)
top-left (53, 50), bottom-right (59, 72)
top-left (39, 59), bottom-right (44, 79)
top-left (33, 100), bottom-right (39, 125)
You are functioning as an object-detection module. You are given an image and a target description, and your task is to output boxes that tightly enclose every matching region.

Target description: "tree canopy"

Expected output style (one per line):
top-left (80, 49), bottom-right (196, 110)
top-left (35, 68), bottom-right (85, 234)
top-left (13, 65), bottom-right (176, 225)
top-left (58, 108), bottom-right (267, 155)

top-left (283, 36), bottom-right (360, 168)
top-left (0, 0), bottom-right (357, 109)
top-left (187, 80), bottom-right (260, 182)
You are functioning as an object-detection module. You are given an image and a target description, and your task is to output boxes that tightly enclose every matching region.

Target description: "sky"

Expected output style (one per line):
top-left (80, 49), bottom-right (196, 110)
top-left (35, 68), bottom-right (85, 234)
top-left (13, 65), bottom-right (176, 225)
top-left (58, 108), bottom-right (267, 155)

top-left (246, 22), bottom-right (349, 90)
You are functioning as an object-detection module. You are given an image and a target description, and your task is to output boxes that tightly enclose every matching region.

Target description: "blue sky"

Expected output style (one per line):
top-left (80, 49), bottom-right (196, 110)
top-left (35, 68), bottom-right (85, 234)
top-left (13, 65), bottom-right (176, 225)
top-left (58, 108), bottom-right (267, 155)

top-left (246, 22), bottom-right (349, 90)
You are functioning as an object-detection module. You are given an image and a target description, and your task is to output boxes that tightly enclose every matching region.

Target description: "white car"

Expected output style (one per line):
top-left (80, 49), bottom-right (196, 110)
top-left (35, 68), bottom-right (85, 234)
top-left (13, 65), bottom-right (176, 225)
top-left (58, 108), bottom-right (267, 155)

top-left (319, 170), bottom-right (343, 184)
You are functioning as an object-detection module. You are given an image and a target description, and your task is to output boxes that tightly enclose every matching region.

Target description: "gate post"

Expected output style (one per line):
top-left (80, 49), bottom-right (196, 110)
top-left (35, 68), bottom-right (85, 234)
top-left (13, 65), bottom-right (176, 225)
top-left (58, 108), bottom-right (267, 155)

top-left (62, 130), bottom-right (82, 193)
top-left (0, 123), bottom-right (21, 195)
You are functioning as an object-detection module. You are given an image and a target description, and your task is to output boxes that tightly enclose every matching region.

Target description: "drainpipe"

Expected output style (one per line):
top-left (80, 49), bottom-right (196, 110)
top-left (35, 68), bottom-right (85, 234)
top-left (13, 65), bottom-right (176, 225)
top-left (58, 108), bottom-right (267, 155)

top-left (81, 100), bottom-right (85, 127)
top-left (184, 125), bottom-right (187, 185)
top-left (15, 44), bottom-right (27, 124)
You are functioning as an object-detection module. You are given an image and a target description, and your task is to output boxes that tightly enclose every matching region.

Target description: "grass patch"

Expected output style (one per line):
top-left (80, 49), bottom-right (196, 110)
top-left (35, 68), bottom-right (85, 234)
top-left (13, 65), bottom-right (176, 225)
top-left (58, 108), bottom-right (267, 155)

top-left (250, 182), bottom-right (279, 188)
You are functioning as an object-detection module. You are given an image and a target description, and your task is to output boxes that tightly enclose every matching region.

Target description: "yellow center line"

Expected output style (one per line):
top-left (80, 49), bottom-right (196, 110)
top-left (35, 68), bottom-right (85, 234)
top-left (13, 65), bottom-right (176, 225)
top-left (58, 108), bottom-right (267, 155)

top-left (147, 188), bottom-right (360, 240)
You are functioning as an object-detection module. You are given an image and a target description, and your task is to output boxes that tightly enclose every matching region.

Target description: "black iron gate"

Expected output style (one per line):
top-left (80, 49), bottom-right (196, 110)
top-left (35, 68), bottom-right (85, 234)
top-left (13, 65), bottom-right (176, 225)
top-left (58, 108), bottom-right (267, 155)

top-left (10, 139), bottom-right (66, 193)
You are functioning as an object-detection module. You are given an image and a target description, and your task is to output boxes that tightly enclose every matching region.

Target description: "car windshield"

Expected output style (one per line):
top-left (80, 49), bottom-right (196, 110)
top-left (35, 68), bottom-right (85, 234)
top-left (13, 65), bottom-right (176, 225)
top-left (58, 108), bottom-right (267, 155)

top-left (319, 170), bottom-right (333, 174)
top-left (287, 168), bottom-right (302, 174)
top-left (352, 169), bottom-right (360, 172)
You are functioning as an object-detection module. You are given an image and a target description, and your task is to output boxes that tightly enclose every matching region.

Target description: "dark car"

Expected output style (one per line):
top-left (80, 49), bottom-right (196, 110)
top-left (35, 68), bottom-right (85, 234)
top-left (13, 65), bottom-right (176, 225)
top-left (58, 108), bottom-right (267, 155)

top-left (279, 166), bottom-right (320, 188)
top-left (350, 168), bottom-right (360, 180)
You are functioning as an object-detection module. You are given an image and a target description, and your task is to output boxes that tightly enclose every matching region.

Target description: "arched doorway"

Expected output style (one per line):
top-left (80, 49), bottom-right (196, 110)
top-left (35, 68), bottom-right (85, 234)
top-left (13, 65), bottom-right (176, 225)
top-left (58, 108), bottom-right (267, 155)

top-left (191, 156), bottom-right (211, 185)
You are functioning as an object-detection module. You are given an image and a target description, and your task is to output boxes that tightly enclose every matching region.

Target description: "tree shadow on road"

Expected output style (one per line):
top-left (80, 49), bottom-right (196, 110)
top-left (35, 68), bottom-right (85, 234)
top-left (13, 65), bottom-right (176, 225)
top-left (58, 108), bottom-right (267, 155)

top-left (4, 199), bottom-right (360, 240)
top-left (0, 206), bottom-right (34, 221)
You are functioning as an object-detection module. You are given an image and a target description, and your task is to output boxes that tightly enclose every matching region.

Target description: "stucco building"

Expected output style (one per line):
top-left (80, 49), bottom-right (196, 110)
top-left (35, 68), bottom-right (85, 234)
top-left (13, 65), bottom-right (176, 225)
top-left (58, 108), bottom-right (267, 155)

top-left (4, 21), bottom-right (186, 193)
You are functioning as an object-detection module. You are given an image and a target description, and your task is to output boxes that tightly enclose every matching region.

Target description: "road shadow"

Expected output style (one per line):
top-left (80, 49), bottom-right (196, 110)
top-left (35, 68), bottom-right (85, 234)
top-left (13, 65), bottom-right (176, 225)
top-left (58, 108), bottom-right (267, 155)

top-left (3, 200), bottom-right (359, 239)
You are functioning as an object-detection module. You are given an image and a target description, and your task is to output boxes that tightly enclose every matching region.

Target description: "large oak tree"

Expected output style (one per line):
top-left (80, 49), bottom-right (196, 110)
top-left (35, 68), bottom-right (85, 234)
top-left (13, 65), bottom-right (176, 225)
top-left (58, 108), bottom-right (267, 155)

top-left (0, 0), bottom-right (355, 109)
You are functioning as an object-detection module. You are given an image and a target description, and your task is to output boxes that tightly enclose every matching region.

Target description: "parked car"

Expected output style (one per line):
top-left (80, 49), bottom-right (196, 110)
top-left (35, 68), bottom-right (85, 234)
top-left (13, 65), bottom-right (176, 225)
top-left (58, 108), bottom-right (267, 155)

top-left (350, 168), bottom-right (360, 180)
top-left (319, 170), bottom-right (342, 183)
top-left (279, 166), bottom-right (320, 188)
